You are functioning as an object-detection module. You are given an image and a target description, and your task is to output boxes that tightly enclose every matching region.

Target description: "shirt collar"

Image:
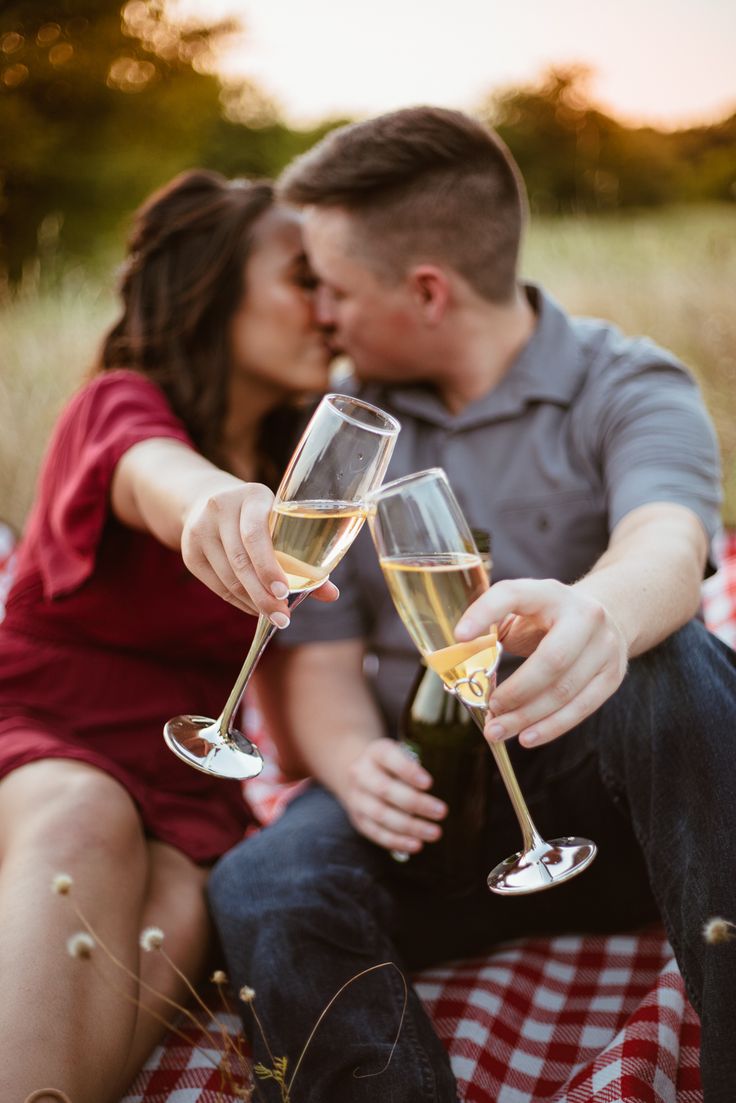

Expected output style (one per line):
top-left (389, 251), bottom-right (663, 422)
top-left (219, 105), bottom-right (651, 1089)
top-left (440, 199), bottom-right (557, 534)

top-left (385, 284), bottom-right (585, 430)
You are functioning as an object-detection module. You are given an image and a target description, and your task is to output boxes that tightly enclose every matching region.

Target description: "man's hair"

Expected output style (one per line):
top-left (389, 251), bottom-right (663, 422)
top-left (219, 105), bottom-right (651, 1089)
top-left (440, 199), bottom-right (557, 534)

top-left (279, 106), bottom-right (527, 302)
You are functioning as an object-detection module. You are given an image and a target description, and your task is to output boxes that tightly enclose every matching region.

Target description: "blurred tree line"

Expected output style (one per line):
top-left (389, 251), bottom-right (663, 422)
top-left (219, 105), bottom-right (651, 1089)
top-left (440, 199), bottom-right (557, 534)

top-left (1, 1), bottom-right (734, 283)
top-left (0, 0), bottom-right (341, 282)
top-left (486, 67), bottom-right (736, 213)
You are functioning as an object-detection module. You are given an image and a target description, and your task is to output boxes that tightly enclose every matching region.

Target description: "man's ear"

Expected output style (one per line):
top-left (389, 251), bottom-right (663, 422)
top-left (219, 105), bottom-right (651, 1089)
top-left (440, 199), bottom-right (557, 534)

top-left (407, 265), bottom-right (450, 325)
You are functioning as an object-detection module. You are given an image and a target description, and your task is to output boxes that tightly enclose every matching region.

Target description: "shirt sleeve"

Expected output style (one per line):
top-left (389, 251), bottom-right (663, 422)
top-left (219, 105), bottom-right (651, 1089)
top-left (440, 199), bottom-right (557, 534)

top-left (33, 370), bottom-right (193, 599)
top-left (585, 339), bottom-right (722, 546)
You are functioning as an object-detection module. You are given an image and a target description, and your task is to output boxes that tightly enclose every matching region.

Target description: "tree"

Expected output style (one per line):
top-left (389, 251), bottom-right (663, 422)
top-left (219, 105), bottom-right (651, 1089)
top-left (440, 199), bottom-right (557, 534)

top-left (482, 66), bottom-right (734, 212)
top-left (0, 1), bottom-right (277, 281)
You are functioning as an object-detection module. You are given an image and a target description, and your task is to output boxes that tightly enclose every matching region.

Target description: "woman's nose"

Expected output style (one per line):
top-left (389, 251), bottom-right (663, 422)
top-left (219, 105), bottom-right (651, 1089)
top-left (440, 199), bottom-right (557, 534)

top-left (314, 285), bottom-right (335, 327)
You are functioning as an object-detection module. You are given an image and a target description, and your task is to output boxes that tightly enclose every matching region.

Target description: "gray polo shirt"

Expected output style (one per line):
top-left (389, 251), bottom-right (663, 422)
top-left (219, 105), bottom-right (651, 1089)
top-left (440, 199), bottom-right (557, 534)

top-left (282, 285), bottom-right (722, 732)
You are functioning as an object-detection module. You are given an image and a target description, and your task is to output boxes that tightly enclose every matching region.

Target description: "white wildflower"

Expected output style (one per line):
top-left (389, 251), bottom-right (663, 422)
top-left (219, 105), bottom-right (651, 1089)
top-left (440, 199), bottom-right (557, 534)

top-left (703, 917), bottom-right (736, 944)
top-left (67, 931), bottom-right (95, 959)
top-left (139, 926), bottom-right (165, 951)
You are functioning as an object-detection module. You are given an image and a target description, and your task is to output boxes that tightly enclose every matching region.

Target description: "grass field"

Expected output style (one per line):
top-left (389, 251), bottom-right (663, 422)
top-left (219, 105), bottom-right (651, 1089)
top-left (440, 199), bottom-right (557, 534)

top-left (1, 204), bottom-right (735, 533)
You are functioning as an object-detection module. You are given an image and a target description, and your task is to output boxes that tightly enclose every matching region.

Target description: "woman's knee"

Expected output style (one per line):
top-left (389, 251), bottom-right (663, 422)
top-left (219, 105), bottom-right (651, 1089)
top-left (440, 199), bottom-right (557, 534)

top-left (2, 761), bottom-right (145, 868)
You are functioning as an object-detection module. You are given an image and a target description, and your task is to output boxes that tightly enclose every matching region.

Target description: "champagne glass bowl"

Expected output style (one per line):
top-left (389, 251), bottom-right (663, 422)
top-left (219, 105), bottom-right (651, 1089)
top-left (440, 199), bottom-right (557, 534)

top-left (164, 394), bottom-right (400, 780)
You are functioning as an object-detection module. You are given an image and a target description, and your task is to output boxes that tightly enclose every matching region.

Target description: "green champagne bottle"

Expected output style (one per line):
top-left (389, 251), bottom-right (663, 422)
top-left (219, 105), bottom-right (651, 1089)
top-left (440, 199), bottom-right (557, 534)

top-left (392, 530), bottom-right (493, 896)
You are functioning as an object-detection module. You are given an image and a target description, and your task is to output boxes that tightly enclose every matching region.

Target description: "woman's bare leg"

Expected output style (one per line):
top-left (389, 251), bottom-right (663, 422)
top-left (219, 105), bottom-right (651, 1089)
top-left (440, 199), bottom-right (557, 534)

top-left (0, 759), bottom-right (149, 1102)
top-left (115, 840), bottom-right (211, 1097)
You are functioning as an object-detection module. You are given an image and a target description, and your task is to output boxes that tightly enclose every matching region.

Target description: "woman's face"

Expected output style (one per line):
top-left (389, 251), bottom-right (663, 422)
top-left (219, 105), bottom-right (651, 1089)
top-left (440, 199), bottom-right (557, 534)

top-left (229, 206), bottom-right (332, 399)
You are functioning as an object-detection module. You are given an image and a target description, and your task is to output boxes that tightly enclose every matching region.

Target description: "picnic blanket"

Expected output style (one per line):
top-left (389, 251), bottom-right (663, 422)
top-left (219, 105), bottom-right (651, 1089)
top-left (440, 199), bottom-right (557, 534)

top-left (1, 522), bottom-right (734, 1102)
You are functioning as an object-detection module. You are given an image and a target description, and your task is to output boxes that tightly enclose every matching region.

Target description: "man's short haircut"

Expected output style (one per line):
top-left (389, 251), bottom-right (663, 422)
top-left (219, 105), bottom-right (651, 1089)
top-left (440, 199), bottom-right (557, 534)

top-left (278, 106), bottom-right (527, 303)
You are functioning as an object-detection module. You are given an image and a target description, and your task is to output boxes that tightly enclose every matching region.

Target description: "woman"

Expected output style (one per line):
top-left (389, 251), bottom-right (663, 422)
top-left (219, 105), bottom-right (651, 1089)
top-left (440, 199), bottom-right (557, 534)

top-left (0, 169), bottom-right (335, 1103)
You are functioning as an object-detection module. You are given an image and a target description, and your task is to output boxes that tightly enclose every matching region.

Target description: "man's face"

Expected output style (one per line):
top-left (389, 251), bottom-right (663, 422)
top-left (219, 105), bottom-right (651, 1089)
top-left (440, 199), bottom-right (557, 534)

top-left (303, 206), bottom-right (424, 382)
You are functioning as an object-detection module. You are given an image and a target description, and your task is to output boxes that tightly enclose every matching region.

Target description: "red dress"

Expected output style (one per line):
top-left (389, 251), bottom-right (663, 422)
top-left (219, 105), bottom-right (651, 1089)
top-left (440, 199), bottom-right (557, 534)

top-left (0, 370), bottom-right (257, 863)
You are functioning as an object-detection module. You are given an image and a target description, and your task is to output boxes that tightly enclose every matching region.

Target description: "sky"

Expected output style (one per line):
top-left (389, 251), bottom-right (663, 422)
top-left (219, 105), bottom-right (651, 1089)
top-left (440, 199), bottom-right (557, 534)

top-left (171, 0), bottom-right (736, 130)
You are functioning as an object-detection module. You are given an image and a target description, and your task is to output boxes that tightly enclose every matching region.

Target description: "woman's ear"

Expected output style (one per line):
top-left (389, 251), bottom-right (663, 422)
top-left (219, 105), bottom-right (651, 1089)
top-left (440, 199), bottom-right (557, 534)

top-left (408, 265), bottom-right (450, 325)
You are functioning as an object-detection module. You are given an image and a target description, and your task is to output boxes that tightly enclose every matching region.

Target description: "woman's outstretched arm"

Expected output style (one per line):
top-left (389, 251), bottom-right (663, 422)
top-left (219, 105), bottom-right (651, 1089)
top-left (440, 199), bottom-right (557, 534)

top-left (111, 438), bottom-right (336, 621)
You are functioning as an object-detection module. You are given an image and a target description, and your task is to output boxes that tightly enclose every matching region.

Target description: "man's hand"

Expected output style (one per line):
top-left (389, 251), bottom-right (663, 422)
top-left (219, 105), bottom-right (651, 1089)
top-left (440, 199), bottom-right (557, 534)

top-left (455, 505), bottom-right (707, 751)
top-left (456, 578), bottom-right (628, 749)
top-left (181, 483), bottom-right (338, 623)
top-left (338, 738), bottom-right (448, 853)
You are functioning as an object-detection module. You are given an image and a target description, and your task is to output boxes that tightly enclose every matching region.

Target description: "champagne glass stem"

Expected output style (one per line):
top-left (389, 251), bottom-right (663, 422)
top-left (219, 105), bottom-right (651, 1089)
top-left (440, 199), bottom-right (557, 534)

top-left (216, 590), bottom-right (310, 742)
top-left (461, 702), bottom-right (545, 854)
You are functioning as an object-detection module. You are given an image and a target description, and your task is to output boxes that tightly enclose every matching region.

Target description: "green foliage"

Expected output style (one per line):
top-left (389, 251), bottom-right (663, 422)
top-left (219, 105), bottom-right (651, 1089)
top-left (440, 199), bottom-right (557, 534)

top-left (0, 1), bottom-right (217, 276)
top-left (0, 1), bottom-right (345, 281)
top-left (485, 67), bottom-right (736, 214)
top-left (255, 1054), bottom-right (291, 1102)
top-left (1, 11), bottom-right (734, 281)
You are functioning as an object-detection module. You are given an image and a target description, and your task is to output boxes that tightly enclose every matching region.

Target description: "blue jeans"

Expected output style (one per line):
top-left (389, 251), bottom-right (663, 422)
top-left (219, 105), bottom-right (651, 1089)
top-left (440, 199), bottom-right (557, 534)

top-left (208, 621), bottom-right (736, 1102)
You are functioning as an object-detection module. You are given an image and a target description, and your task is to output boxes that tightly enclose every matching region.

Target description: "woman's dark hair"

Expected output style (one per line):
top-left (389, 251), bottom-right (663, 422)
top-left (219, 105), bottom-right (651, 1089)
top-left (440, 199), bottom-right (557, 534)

top-left (98, 169), bottom-right (281, 468)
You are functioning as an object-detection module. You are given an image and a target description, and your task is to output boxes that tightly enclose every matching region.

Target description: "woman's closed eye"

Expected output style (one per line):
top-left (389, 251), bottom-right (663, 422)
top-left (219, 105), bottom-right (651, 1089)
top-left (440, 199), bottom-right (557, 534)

top-left (291, 254), bottom-right (320, 291)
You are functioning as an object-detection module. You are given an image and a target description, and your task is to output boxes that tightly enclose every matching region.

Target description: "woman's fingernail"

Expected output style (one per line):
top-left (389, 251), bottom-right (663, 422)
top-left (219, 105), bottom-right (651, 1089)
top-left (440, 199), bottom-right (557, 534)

top-left (270, 612), bottom-right (290, 629)
top-left (487, 722), bottom-right (505, 741)
top-left (271, 582), bottom-right (289, 599)
top-left (455, 619), bottom-right (472, 639)
top-left (522, 730), bottom-right (540, 746)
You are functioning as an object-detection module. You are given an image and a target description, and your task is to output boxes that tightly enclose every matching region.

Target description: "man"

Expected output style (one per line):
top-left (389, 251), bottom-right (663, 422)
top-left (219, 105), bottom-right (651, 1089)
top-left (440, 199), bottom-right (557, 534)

top-left (209, 107), bottom-right (736, 1102)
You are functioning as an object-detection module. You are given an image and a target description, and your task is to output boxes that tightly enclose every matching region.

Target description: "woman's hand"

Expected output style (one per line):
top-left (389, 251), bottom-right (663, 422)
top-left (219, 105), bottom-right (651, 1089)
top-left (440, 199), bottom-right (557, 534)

top-left (181, 482), bottom-right (337, 624)
top-left (455, 578), bottom-right (628, 749)
top-left (337, 738), bottom-right (448, 853)
top-left (113, 438), bottom-right (338, 622)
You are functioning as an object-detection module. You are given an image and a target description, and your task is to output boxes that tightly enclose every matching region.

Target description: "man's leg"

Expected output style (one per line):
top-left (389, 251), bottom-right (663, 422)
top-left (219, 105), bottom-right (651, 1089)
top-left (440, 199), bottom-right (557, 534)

top-left (208, 784), bottom-right (459, 1103)
top-left (587, 620), bottom-right (736, 1103)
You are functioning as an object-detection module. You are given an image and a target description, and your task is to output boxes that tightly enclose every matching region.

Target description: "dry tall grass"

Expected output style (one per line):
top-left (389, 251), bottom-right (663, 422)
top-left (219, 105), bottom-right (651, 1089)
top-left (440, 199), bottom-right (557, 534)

top-left (1, 205), bottom-right (734, 533)
top-left (1, 268), bottom-right (116, 535)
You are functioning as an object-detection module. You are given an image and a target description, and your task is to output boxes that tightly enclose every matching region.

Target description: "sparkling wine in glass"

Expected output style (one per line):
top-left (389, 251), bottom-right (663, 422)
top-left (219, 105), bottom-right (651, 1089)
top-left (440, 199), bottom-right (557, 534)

top-left (164, 393), bottom-right (400, 780)
top-left (368, 467), bottom-right (596, 895)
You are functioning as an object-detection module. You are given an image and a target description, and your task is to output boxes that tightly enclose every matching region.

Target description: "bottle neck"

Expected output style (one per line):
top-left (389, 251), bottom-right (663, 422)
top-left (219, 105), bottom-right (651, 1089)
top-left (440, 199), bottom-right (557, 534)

top-left (470, 527), bottom-right (492, 580)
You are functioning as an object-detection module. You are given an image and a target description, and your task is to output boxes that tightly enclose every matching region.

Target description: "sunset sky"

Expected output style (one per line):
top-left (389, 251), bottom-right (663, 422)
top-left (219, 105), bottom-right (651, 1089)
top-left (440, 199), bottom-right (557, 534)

top-left (171, 0), bottom-right (736, 129)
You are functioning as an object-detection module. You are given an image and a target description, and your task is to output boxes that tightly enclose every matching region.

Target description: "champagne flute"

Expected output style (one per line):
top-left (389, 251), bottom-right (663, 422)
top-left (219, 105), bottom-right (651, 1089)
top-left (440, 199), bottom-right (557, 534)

top-left (368, 468), bottom-right (596, 895)
top-left (164, 394), bottom-right (400, 781)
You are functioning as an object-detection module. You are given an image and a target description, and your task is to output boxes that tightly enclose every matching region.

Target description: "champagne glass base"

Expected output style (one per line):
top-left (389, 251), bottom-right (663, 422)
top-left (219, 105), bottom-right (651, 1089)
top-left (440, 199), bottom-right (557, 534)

top-left (164, 715), bottom-right (264, 780)
top-left (487, 837), bottom-right (597, 896)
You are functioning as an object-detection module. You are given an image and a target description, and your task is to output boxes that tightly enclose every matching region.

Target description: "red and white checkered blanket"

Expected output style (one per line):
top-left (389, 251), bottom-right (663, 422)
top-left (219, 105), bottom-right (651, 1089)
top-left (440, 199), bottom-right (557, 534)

top-left (119, 930), bottom-right (703, 1103)
top-left (1, 523), bottom-right (734, 1102)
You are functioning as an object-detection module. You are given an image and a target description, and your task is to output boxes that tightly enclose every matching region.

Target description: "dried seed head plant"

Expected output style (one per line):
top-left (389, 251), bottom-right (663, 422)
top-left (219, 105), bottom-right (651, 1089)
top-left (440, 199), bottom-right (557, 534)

top-left (50, 872), bottom-right (408, 1103)
top-left (703, 916), bottom-right (736, 945)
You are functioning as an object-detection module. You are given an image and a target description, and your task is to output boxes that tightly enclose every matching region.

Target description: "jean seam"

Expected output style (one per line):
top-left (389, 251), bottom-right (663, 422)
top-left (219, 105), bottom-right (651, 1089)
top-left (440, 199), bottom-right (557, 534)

top-left (360, 901), bottom-right (447, 1101)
